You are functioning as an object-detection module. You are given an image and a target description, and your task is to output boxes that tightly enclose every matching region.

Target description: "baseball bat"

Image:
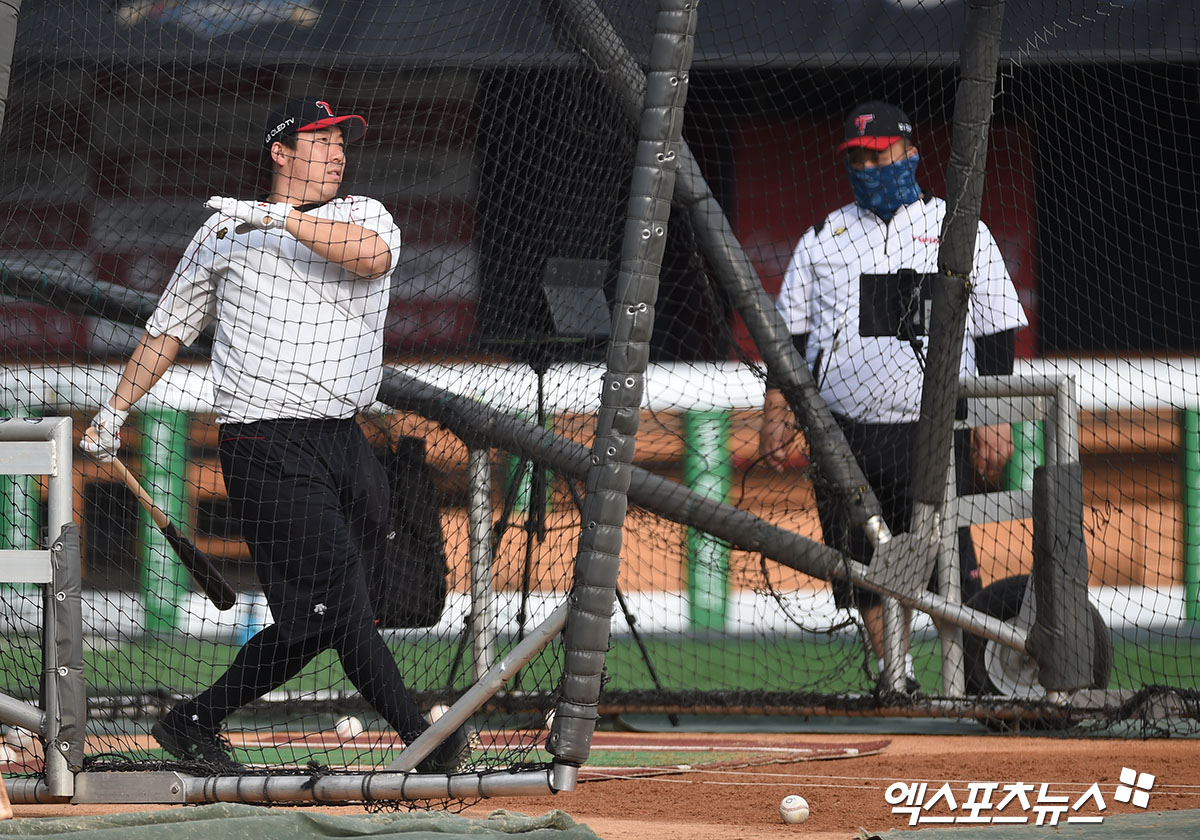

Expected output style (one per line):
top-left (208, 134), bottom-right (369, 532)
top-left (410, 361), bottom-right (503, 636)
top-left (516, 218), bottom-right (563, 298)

top-left (109, 456), bottom-right (239, 611)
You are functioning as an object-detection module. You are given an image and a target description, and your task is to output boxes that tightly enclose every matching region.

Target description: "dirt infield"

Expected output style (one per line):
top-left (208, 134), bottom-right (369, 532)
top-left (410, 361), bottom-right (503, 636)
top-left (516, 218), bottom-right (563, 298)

top-left (6, 731), bottom-right (1200, 839)
top-left (464, 732), bottom-right (1200, 839)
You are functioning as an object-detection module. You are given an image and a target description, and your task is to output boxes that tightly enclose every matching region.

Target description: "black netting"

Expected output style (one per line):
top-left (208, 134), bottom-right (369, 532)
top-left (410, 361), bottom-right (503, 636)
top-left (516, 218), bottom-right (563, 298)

top-left (1, 0), bottom-right (1198, 807)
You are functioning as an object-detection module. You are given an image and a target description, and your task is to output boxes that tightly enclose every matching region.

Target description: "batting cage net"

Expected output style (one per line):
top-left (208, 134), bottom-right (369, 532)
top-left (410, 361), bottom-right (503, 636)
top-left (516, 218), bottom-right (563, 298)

top-left (0, 0), bottom-right (1197, 807)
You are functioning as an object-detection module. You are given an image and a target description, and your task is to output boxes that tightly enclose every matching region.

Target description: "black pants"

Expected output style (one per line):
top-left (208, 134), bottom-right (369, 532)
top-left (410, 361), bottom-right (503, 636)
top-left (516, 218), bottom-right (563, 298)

top-left (815, 418), bottom-right (982, 611)
top-left (169, 418), bottom-right (427, 740)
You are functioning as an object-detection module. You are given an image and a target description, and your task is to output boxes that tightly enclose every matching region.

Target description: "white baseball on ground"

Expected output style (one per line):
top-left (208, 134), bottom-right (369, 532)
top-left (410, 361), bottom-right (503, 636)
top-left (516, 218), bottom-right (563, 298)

top-left (334, 715), bottom-right (364, 740)
top-left (779, 794), bottom-right (810, 824)
top-left (427, 703), bottom-right (450, 723)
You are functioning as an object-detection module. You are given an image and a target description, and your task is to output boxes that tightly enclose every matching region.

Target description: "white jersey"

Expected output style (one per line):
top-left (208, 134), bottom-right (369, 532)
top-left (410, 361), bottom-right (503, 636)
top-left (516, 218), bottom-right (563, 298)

top-left (776, 196), bottom-right (1027, 425)
top-left (146, 195), bottom-right (403, 424)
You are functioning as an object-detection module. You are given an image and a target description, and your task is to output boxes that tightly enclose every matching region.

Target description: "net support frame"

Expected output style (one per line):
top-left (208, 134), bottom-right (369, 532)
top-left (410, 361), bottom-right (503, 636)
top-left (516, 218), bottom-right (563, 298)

top-left (874, 0), bottom-right (1008, 691)
top-left (0, 269), bottom-right (1032, 649)
top-left (542, 0), bottom-right (889, 545)
top-left (0, 281), bottom-right (1035, 653)
top-left (467, 446), bottom-right (498, 680)
top-left (384, 602), bottom-right (569, 778)
top-left (546, 0), bottom-right (697, 772)
top-left (8, 764), bottom-right (560, 805)
top-left (0, 416), bottom-right (84, 798)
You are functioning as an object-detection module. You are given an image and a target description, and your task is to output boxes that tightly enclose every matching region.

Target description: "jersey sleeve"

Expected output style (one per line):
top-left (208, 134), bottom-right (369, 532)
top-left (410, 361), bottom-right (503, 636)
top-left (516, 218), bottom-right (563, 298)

top-left (144, 215), bottom-right (223, 346)
top-left (775, 227), bottom-right (818, 336)
top-left (969, 220), bottom-right (1029, 337)
top-left (347, 195), bottom-right (403, 277)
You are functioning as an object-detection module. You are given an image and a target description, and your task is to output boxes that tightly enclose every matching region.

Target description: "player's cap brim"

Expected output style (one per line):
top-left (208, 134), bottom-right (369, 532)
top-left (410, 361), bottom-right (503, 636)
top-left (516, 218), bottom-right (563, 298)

top-left (836, 135), bottom-right (902, 153)
top-left (296, 114), bottom-right (368, 143)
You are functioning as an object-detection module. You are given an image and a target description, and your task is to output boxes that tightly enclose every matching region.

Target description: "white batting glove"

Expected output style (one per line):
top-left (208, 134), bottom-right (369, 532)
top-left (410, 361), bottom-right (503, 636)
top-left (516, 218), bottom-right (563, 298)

top-left (204, 196), bottom-right (293, 230)
top-left (80, 403), bottom-right (129, 463)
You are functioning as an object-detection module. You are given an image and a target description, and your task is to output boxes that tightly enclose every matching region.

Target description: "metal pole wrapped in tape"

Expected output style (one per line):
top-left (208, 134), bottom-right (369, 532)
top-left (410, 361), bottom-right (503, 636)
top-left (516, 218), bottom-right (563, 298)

top-left (543, 0), bottom-right (696, 776)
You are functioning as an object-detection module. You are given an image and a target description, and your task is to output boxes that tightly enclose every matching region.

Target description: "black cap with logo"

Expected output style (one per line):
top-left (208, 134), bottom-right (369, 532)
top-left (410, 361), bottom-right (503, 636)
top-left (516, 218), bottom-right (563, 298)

top-left (263, 98), bottom-right (367, 150)
top-left (836, 101), bottom-right (914, 153)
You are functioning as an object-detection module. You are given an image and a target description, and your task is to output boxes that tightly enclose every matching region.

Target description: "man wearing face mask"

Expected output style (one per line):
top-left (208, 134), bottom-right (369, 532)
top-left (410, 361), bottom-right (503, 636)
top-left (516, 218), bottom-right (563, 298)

top-left (759, 101), bottom-right (1028, 694)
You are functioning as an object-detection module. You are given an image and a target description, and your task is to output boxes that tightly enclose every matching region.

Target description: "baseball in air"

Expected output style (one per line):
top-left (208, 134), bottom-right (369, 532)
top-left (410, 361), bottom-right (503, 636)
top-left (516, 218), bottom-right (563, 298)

top-left (779, 794), bottom-right (810, 824)
top-left (428, 703), bottom-right (451, 723)
top-left (334, 715), bottom-right (365, 740)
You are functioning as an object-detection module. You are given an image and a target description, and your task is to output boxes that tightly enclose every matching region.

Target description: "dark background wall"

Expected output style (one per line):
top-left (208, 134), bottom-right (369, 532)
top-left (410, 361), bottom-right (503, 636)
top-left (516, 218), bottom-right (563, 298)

top-left (2, 1), bottom-right (1197, 360)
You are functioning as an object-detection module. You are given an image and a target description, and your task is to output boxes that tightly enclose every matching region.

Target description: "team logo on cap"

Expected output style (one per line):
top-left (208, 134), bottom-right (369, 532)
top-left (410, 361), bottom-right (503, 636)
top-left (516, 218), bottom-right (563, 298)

top-left (854, 114), bottom-right (875, 135)
top-left (315, 100), bottom-right (334, 117)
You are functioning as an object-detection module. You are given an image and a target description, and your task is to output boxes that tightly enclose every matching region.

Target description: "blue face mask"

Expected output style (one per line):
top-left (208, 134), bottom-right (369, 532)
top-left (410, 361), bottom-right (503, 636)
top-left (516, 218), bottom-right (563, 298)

top-left (845, 153), bottom-right (921, 221)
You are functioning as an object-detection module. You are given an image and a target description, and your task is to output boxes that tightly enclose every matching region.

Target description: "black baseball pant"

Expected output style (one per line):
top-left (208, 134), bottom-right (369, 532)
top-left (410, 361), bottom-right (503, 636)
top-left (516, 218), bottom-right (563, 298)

top-left (816, 418), bottom-right (983, 610)
top-left (169, 417), bottom-right (427, 740)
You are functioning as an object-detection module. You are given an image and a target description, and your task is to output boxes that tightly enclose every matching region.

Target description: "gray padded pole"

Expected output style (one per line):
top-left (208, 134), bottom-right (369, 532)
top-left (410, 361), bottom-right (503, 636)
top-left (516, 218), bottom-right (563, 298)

top-left (0, 0), bottom-right (22, 138)
top-left (912, 0), bottom-right (1006, 509)
top-left (1026, 461), bottom-right (1094, 689)
top-left (1024, 375), bottom-right (1092, 690)
top-left (378, 369), bottom-right (848, 583)
top-left (379, 367), bottom-right (1022, 645)
top-left (546, 0), bottom-right (697, 772)
top-left (45, 522), bottom-right (84, 792)
top-left (542, 0), bottom-right (887, 542)
top-left (877, 0), bottom-right (1007, 692)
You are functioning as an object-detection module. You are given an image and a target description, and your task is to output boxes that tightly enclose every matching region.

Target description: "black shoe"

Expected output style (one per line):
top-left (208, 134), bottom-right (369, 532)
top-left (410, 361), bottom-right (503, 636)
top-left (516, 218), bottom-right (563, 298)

top-left (873, 674), bottom-right (923, 700)
top-left (152, 718), bottom-right (242, 771)
top-left (415, 724), bottom-right (472, 774)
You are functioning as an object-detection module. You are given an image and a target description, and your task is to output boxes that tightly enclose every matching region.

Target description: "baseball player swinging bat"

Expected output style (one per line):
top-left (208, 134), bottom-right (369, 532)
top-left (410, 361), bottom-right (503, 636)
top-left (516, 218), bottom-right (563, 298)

top-left (108, 456), bottom-right (238, 611)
